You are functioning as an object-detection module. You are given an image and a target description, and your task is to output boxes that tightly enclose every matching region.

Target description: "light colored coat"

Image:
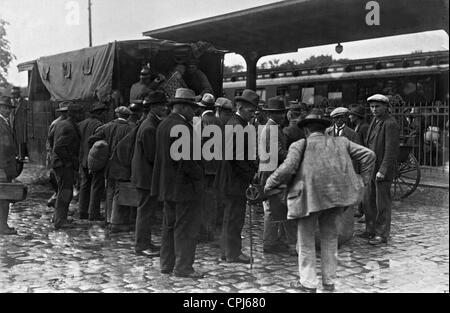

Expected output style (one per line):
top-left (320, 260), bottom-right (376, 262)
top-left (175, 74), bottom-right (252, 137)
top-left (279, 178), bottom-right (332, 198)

top-left (265, 133), bottom-right (375, 219)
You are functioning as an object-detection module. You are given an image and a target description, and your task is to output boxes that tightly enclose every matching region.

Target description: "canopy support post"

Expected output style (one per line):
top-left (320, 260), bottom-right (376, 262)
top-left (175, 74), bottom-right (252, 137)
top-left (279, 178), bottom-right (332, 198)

top-left (243, 51), bottom-right (260, 91)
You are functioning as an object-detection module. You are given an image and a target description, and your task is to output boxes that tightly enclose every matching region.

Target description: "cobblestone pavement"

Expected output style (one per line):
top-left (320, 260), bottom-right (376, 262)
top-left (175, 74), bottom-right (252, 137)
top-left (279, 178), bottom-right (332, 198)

top-left (0, 181), bottom-right (448, 293)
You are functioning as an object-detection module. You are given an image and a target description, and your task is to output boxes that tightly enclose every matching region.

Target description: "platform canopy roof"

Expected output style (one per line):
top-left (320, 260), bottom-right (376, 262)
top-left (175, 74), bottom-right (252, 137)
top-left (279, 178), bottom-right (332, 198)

top-left (143, 0), bottom-right (449, 57)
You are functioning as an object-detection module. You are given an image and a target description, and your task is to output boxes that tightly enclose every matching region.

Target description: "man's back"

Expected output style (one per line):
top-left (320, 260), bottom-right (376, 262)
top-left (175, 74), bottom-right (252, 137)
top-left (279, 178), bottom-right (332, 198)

top-left (78, 117), bottom-right (103, 169)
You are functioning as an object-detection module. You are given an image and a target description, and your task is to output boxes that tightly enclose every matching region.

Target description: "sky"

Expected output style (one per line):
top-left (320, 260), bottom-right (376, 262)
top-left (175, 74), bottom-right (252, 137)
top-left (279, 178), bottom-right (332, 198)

top-left (0, 0), bottom-right (448, 87)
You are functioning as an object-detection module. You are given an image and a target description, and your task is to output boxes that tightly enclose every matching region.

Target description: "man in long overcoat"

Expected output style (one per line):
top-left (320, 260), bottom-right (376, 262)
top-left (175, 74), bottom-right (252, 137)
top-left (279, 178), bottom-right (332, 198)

top-left (214, 89), bottom-right (259, 264)
top-left (363, 94), bottom-right (400, 245)
top-left (78, 102), bottom-right (107, 220)
top-left (51, 102), bottom-right (84, 229)
top-left (265, 111), bottom-right (375, 292)
top-left (0, 96), bottom-right (23, 235)
top-left (131, 91), bottom-right (168, 257)
top-left (151, 88), bottom-right (204, 278)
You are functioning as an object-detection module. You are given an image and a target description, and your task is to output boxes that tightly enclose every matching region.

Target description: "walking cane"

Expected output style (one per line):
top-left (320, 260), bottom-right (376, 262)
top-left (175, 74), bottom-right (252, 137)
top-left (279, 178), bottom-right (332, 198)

top-left (245, 184), bottom-right (259, 270)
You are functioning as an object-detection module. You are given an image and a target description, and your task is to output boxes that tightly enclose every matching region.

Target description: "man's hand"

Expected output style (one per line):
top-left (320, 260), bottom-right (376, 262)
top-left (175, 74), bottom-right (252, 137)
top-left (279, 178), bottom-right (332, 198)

top-left (376, 171), bottom-right (385, 181)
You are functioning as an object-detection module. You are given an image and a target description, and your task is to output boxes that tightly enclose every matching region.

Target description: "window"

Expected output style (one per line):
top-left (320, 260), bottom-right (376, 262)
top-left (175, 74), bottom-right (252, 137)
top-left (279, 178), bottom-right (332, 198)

top-left (301, 87), bottom-right (314, 105)
top-left (256, 88), bottom-right (266, 102)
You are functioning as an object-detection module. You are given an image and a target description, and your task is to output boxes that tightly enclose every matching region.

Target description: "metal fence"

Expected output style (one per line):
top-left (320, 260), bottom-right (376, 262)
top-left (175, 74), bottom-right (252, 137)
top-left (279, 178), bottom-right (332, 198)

top-left (390, 101), bottom-right (449, 176)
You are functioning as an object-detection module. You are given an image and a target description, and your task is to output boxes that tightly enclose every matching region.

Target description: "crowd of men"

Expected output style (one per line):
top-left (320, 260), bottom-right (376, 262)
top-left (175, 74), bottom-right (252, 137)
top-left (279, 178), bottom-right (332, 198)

top-left (0, 68), bottom-right (400, 290)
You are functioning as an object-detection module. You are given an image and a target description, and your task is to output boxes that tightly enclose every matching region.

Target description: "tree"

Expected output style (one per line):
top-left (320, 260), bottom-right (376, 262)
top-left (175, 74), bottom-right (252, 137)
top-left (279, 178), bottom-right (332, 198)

top-left (223, 64), bottom-right (244, 75)
top-left (0, 19), bottom-right (15, 88)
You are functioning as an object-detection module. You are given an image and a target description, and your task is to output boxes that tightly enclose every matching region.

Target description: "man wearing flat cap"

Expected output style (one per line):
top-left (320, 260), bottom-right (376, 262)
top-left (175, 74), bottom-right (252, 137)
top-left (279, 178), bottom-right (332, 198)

top-left (215, 97), bottom-right (234, 126)
top-left (131, 90), bottom-right (168, 257)
top-left (349, 105), bottom-right (369, 146)
top-left (265, 109), bottom-right (375, 292)
top-left (258, 96), bottom-right (297, 255)
top-left (0, 96), bottom-right (23, 235)
top-left (88, 105), bottom-right (133, 228)
top-left (362, 94), bottom-right (399, 245)
top-left (214, 89), bottom-right (259, 264)
top-left (78, 102), bottom-right (107, 221)
top-left (129, 65), bottom-right (165, 102)
top-left (50, 102), bottom-right (84, 229)
top-left (151, 88), bottom-right (204, 278)
top-left (326, 107), bottom-right (361, 144)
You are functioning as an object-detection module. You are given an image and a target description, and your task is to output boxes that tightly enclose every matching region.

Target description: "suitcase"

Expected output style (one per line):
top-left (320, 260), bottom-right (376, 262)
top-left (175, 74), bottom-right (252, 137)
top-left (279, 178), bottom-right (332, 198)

top-left (0, 182), bottom-right (28, 202)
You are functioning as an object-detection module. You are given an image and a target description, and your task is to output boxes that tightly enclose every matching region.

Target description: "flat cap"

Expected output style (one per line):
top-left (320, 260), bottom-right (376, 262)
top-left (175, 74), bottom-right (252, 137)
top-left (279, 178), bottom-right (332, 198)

top-left (215, 97), bottom-right (233, 111)
top-left (56, 101), bottom-right (73, 112)
top-left (197, 93), bottom-right (215, 108)
top-left (330, 107), bottom-right (349, 118)
top-left (114, 106), bottom-right (132, 115)
top-left (367, 94), bottom-right (389, 104)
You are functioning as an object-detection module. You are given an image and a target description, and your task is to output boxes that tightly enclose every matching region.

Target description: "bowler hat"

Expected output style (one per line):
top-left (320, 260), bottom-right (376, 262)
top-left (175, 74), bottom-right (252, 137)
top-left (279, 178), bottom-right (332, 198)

top-left (330, 107), bottom-right (349, 118)
top-left (197, 93), bottom-right (215, 108)
top-left (115, 106), bottom-right (132, 115)
top-left (367, 94), bottom-right (389, 104)
top-left (297, 108), bottom-right (331, 128)
top-left (234, 89), bottom-right (259, 108)
top-left (0, 96), bottom-right (14, 108)
top-left (90, 102), bottom-right (107, 113)
top-left (214, 97), bottom-right (233, 111)
top-left (349, 106), bottom-right (365, 118)
top-left (144, 90), bottom-right (168, 108)
top-left (169, 88), bottom-right (198, 107)
top-left (262, 96), bottom-right (287, 111)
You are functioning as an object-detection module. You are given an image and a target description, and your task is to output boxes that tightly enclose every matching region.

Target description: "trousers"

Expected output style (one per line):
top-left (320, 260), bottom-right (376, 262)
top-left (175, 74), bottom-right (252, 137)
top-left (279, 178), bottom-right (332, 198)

top-left (263, 194), bottom-right (297, 248)
top-left (160, 200), bottom-right (201, 275)
top-left (221, 195), bottom-right (247, 260)
top-left (54, 166), bottom-right (75, 227)
top-left (0, 170), bottom-right (11, 230)
top-left (78, 167), bottom-right (104, 218)
top-left (297, 207), bottom-right (342, 289)
top-left (135, 188), bottom-right (160, 251)
top-left (199, 175), bottom-right (218, 241)
top-left (364, 179), bottom-right (392, 238)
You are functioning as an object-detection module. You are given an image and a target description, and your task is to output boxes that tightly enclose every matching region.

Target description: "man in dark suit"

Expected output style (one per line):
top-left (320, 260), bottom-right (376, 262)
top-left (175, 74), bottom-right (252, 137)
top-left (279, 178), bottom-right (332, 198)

top-left (51, 102), bottom-right (84, 229)
top-left (131, 91), bottom-right (168, 257)
top-left (283, 101), bottom-right (307, 148)
top-left (151, 88), bottom-right (204, 278)
top-left (363, 94), bottom-right (400, 245)
top-left (0, 96), bottom-right (23, 235)
top-left (88, 106), bottom-right (132, 229)
top-left (214, 89), bottom-right (259, 264)
top-left (78, 102), bottom-right (107, 220)
top-left (325, 107), bottom-right (361, 145)
top-left (258, 96), bottom-right (297, 255)
top-left (349, 105), bottom-right (370, 146)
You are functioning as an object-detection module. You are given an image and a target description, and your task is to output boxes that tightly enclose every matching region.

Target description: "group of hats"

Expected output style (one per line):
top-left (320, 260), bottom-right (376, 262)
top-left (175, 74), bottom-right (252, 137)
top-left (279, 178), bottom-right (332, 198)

top-left (298, 93), bottom-right (389, 128)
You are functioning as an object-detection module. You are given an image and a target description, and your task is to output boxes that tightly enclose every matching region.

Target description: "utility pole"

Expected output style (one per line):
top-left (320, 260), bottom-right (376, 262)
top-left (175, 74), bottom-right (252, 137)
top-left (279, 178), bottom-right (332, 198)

top-left (88, 0), bottom-right (92, 47)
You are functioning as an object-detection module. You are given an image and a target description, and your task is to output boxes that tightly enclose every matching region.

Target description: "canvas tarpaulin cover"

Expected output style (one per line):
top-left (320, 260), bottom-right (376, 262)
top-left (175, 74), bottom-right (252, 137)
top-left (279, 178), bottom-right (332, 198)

top-left (36, 42), bottom-right (116, 101)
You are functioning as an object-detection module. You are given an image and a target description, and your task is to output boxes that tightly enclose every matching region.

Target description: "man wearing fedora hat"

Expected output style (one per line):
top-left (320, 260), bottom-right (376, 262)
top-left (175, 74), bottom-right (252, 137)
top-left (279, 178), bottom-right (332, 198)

top-left (151, 88), bottom-right (204, 278)
top-left (283, 101), bottom-right (308, 147)
top-left (363, 94), bottom-right (399, 245)
top-left (77, 102), bottom-right (107, 221)
top-left (50, 102), bottom-right (84, 229)
top-left (10, 86), bottom-right (28, 161)
top-left (214, 89), bottom-right (259, 264)
top-left (131, 90), bottom-right (168, 257)
top-left (0, 96), bottom-right (23, 235)
top-left (265, 109), bottom-right (375, 292)
top-left (88, 106), bottom-right (133, 228)
top-left (258, 96), bottom-right (297, 255)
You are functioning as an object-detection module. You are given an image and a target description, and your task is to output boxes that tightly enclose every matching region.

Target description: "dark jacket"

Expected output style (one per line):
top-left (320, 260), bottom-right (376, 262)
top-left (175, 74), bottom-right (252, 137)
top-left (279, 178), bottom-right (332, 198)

top-left (51, 118), bottom-right (81, 170)
top-left (214, 113), bottom-right (258, 196)
top-left (0, 115), bottom-right (19, 180)
top-left (88, 118), bottom-right (132, 178)
top-left (78, 116), bottom-right (103, 169)
top-left (365, 114), bottom-right (400, 181)
top-left (151, 113), bottom-right (203, 202)
top-left (184, 70), bottom-right (213, 96)
top-left (326, 125), bottom-right (361, 145)
top-left (354, 121), bottom-right (370, 146)
top-left (283, 121), bottom-right (305, 148)
top-left (131, 113), bottom-right (161, 190)
top-left (201, 111), bottom-right (223, 176)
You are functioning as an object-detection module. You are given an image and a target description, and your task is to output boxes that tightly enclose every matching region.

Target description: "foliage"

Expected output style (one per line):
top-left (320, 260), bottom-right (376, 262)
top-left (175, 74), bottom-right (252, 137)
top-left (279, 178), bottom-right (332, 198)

top-left (0, 19), bottom-right (15, 88)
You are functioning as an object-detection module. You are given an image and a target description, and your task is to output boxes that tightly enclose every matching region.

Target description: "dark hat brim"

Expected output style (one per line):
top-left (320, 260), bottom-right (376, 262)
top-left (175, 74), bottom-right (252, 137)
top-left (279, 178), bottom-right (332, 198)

top-left (349, 111), bottom-right (364, 118)
top-left (297, 118), bottom-right (331, 128)
top-left (234, 96), bottom-right (258, 108)
top-left (262, 108), bottom-right (287, 112)
top-left (169, 99), bottom-right (198, 107)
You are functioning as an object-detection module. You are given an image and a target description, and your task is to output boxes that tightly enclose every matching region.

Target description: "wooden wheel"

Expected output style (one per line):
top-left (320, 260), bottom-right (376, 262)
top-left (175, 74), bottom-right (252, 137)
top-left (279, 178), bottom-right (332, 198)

top-left (391, 153), bottom-right (421, 200)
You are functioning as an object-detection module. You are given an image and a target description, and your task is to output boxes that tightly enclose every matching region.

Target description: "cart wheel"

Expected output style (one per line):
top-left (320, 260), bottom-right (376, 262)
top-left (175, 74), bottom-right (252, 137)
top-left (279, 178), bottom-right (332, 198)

top-left (391, 153), bottom-right (421, 200)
